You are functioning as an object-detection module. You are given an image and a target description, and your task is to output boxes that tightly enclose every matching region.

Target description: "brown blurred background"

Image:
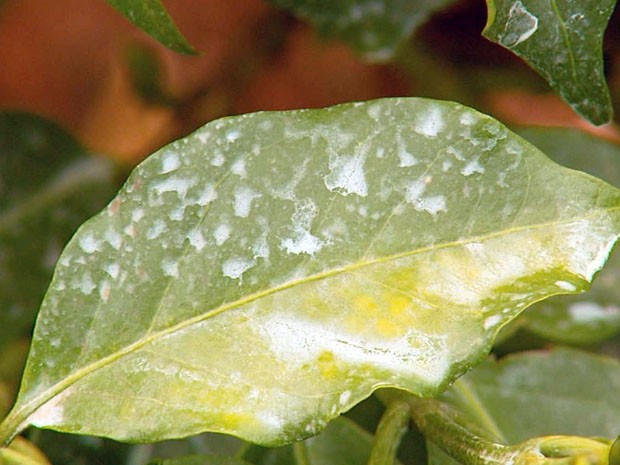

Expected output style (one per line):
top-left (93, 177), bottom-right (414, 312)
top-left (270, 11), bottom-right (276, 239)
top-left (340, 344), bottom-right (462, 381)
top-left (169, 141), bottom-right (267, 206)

top-left (1, 0), bottom-right (619, 165)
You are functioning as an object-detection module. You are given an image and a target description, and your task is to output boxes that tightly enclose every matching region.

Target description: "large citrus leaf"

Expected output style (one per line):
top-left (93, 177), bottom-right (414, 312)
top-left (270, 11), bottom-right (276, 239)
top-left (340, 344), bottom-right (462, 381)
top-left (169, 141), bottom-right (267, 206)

top-left (483, 0), bottom-right (614, 125)
top-left (2, 98), bottom-right (620, 446)
top-left (267, 0), bottom-right (457, 61)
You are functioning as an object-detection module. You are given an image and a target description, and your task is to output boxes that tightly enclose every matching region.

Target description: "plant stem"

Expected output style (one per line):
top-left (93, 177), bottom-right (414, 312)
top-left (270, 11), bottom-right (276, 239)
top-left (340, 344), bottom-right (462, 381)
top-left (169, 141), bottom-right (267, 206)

top-left (406, 396), bottom-right (513, 465)
top-left (293, 441), bottom-right (311, 465)
top-left (368, 399), bottom-right (410, 465)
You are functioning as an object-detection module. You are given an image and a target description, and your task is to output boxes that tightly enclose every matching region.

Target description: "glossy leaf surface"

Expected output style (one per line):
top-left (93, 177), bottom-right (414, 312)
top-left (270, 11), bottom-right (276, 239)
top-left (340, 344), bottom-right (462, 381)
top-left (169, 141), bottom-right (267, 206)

top-left (267, 0), bottom-right (456, 61)
top-left (0, 112), bottom-right (117, 349)
top-left (2, 98), bottom-right (620, 446)
top-left (106, 0), bottom-right (195, 54)
top-left (483, 0), bottom-right (614, 125)
top-left (518, 128), bottom-right (620, 344)
top-left (429, 348), bottom-right (620, 465)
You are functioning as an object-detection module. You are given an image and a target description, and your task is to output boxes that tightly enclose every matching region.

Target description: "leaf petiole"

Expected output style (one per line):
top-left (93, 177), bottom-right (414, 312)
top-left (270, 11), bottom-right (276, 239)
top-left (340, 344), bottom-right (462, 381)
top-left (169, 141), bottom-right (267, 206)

top-left (380, 390), bottom-right (616, 465)
top-left (367, 399), bottom-right (410, 465)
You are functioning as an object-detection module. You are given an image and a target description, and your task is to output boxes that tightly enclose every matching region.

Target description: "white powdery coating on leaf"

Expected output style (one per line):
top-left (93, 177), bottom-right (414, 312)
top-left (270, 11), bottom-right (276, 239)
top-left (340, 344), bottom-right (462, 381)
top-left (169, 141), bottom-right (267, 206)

top-left (222, 257), bottom-right (254, 280)
top-left (192, 183), bottom-right (218, 206)
top-left (501, 1), bottom-right (539, 47)
top-left (232, 158), bottom-right (247, 178)
top-left (565, 220), bottom-right (618, 280)
top-left (234, 186), bottom-right (261, 218)
top-left (260, 313), bottom-right (450, 384)
top-left (397, 135), bottom-right (418, 167)
top-left (131, 208), bottom-right (145, 223)
top-left (459, 111), bottom-right (479, 126)
top-left (461, 159), bottom-right (485, 176)
top-left (416, 196), bottom-right (447, 216)
top-left (405, 179), bottom-right (427, 202)
top-left (555, 280), bottom-right (576, 292)
top-left (339, 390), bottom-right (352, 406)
top-left (105, 263), bottom-right (120, 279)
top-left (404, 178), bottom-right (446, 215)
top-left (29, 389), bottom-right (73, 428)
top-left (78, 273), bottom-right (96, 295)
top-left (484, 314), bottom-right (503, 330)
top-left (188, 229), bottom-right (207, 251)
top-left (414, 105), bottom-right (445, 137)
top-left (211, 151), bottom-right (225, 167)
top-left (226, 129), bottom-right (241, 142)
top-left (280, 199), bottom-right (324, 256)
top-left (104, 229), bottom-right (122, 250)
top-left (79, 234), bottom-right (101, 253)
top-left (152, 176), bottom-right (196, 198)
top-left (161, 152), bottom-right (180, 174)
top-left (398, 147), bottom-right (419, 167)
top-left (147, 219), bottom-right (166, 240)
top-left (281, 231), bottom-right (323, 256)
top-left (162, 259), bottom-right (179, 278)
top-left (324, 152), bottom-right (368, 197)
top-left (214, 223), bottom-right (231, 246)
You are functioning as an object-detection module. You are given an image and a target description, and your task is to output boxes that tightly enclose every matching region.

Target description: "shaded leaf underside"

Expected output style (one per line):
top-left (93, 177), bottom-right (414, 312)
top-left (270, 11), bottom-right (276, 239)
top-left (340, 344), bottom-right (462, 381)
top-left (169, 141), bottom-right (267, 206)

top-left (2, 98), bottom-right (620, 446)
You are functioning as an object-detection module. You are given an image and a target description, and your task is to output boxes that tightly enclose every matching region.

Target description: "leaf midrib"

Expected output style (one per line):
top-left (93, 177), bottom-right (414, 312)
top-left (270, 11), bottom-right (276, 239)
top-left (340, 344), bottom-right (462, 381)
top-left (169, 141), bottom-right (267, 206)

top-left (549, 0), bottom-right (577, 82)
top-left (3, 208), bottom-right (618, 442)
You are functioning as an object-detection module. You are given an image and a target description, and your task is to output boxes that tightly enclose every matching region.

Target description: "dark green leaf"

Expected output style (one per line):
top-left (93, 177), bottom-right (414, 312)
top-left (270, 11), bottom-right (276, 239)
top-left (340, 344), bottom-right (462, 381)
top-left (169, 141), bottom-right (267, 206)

top-left (483, 0), bottom-right (614, 125)
top-left (2, 98), bottom-right (620, 446)
top-left (107, 0), bottom-right (196, 54)
top-left (267, 0), bottom-right (457, 61)
top-left (517, 127), bottom-right (620, 344)
top-left (0, 112), bottom-right (117, 349)
top-left (442, 348), bottom-right (620, 440)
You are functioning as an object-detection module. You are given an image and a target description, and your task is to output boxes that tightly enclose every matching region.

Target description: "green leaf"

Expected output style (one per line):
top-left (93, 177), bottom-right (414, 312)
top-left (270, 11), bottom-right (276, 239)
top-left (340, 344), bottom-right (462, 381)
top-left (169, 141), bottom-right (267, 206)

top-left (0, 112), bottom-right (117, 349)
top-left (267, 0), bottom-right (457, 61)
top-left (428, 348), bottom-right (620, 465)
top-left (483, 0), bottom-right (614, 125)
top-left (106, 0), bottom-right (195, 54)
top-left (2, 98), bottom-right (620, 446)
top-left (516, 128), bottom-right (620, 344)
top-left (240, 417), bottom-right (390, 465)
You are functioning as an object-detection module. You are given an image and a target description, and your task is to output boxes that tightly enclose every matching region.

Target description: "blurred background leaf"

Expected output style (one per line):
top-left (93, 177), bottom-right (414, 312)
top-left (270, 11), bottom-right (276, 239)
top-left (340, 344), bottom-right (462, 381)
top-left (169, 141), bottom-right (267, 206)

top-left (266, 0), bottom-right (458, 61)
top-left (0, 112), bottom-right (118, 350)
top-left (428, 348), bottom-right (620, 465)
top-left (106, 0), bottom-right (196, 54)
top-left (483, 0), bottom-right (614, 125)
